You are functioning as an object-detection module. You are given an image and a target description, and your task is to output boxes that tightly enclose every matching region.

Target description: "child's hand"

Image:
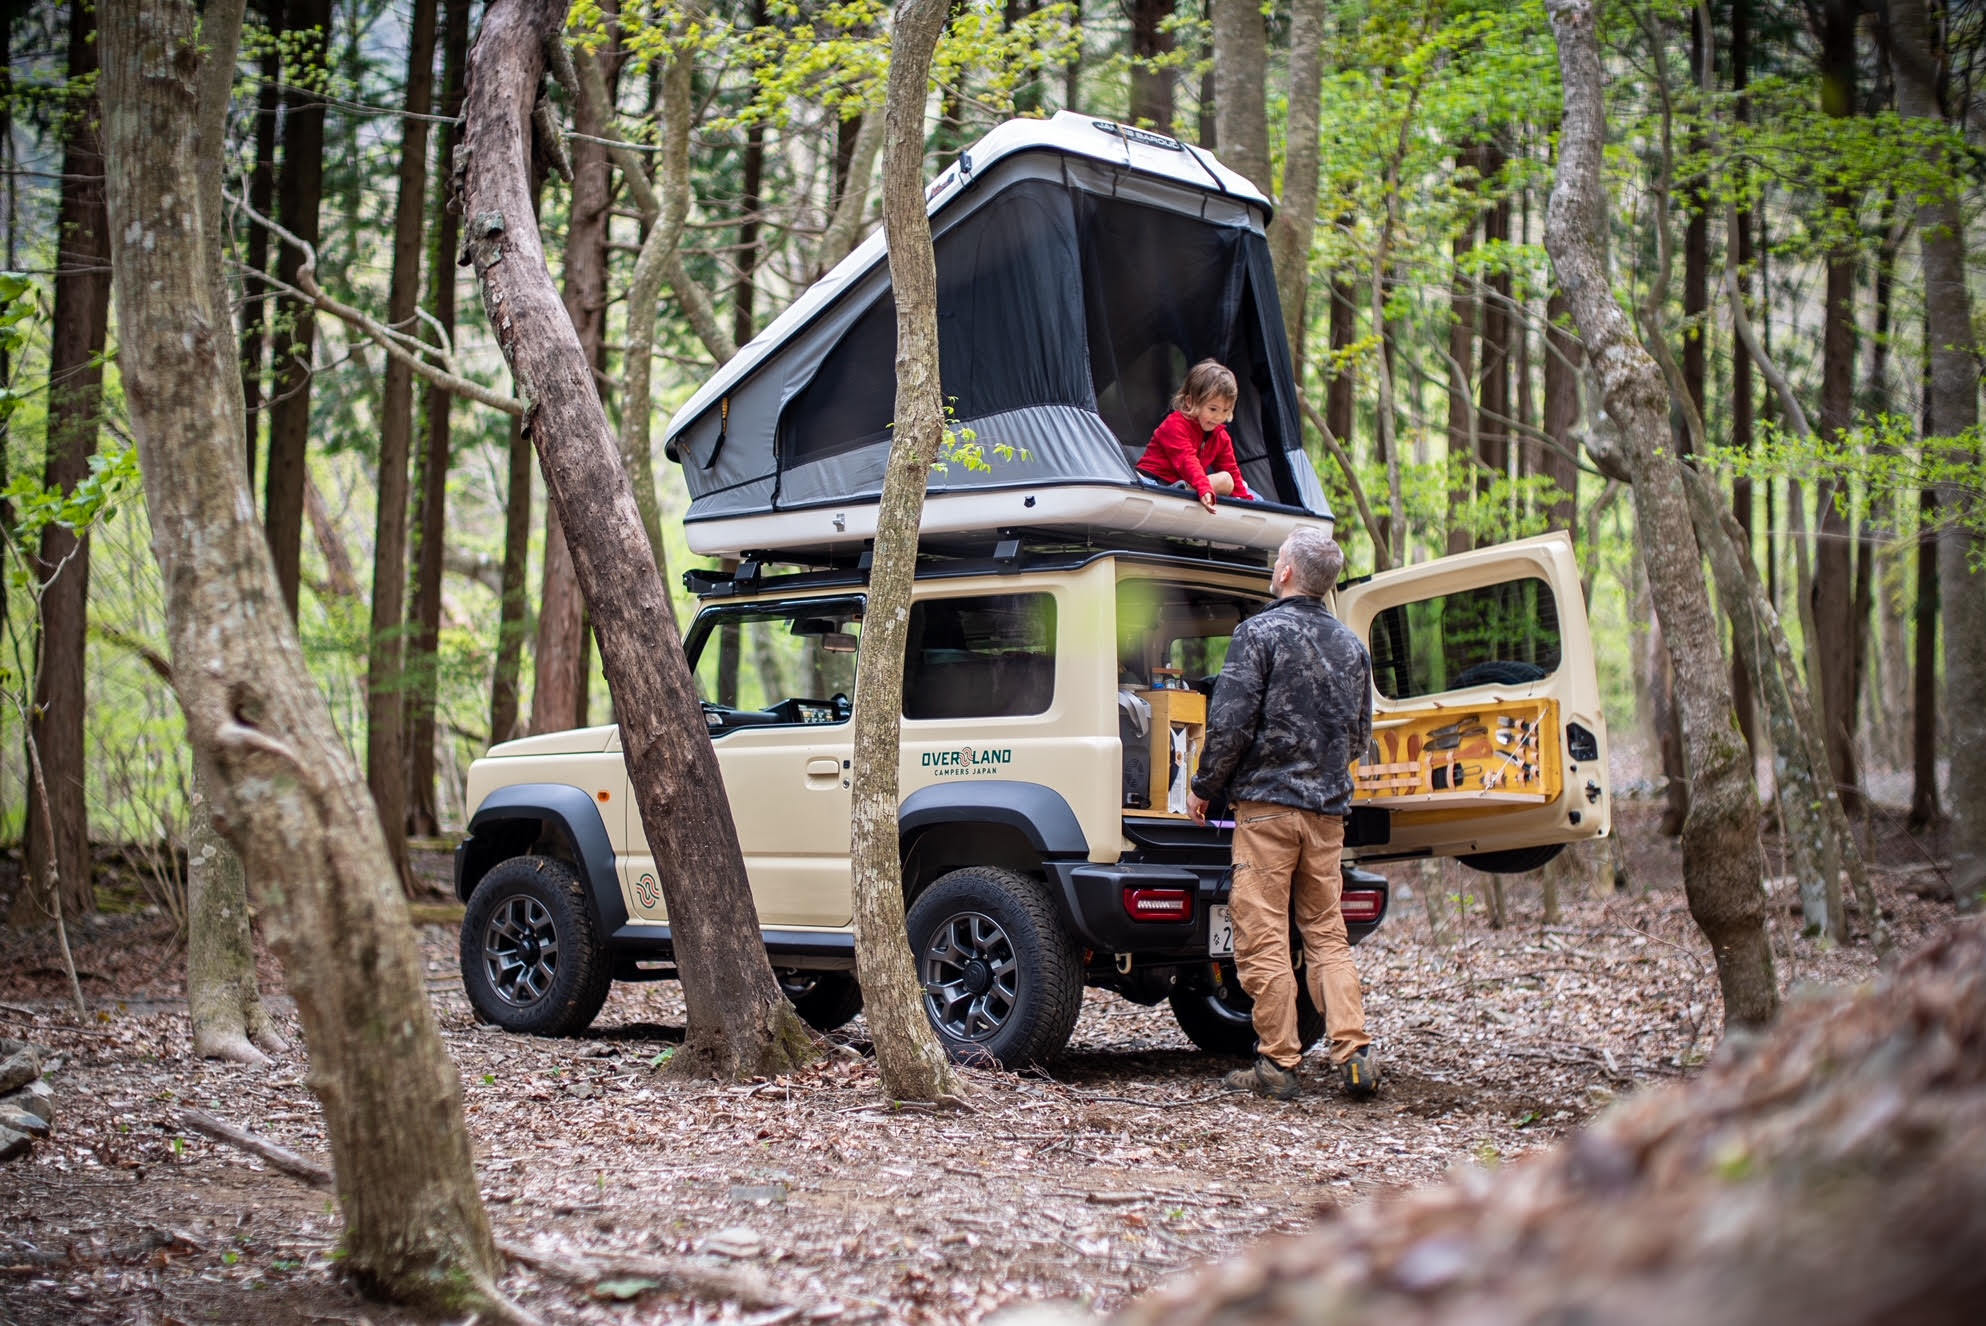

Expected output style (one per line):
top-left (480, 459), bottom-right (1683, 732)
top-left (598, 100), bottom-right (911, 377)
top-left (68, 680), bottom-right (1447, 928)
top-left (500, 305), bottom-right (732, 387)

top-left (1199, 490), bottom-right (1218, 514)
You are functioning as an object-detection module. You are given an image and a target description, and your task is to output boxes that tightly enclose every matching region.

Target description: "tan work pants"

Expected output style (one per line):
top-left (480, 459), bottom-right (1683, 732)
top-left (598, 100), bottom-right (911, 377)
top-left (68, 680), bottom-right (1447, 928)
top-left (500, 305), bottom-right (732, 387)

top-left (1229, 801), bottom-right (1370, 1069)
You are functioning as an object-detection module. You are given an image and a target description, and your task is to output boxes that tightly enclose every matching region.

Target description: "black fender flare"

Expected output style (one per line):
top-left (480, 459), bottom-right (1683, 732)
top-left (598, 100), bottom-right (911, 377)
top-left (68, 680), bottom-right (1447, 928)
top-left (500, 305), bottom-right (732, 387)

top-left (898, 780), bottom-right (1090, 859)
top-left (457, 783), bottom-right (628, 935)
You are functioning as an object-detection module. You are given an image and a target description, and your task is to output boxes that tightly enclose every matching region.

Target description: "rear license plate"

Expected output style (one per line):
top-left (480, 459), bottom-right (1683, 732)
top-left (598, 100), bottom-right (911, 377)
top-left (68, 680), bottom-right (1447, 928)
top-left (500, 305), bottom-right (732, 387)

top-left (1207, 904), bottom-right (1234, 957)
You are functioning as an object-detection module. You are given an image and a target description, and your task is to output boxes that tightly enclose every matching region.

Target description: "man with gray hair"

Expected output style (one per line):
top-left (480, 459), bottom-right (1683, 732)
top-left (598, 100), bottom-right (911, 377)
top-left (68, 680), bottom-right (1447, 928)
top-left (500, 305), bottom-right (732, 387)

top-left (1189, 527), bottom-right (1377, 1100)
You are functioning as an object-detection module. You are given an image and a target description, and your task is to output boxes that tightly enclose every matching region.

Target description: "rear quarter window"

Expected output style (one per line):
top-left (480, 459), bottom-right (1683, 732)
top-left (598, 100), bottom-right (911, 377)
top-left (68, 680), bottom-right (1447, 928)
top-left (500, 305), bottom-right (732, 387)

top-left (1367, 576), bottom-right (1561, 700)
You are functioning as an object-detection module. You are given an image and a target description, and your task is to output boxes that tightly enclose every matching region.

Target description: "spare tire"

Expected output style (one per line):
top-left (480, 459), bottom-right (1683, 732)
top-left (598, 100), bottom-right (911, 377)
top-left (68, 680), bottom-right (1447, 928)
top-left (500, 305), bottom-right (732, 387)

top-left (1452, 659), bottom-right (1548, 689)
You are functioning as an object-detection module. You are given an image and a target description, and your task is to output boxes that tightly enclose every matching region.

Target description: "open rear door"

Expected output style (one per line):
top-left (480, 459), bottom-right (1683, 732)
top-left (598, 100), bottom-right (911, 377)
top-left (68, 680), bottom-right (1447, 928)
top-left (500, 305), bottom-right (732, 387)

top-left (1333, 531), bottom-right (1610, 871)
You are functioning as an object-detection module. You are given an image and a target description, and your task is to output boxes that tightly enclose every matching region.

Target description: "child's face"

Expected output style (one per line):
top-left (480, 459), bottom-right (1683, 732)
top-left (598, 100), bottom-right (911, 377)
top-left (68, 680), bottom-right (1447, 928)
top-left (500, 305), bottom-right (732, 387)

top-left (1186, 394), bottom-right (1236, 433)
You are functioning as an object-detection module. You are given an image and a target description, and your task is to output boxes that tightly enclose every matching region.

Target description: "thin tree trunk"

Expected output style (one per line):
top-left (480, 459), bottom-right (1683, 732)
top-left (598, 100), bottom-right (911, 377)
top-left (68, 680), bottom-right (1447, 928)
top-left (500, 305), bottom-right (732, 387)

top-left (1541, 288), bottom-right (1580, 532)
top-left (1326, 270), bottom-right (1356, 451)
top-left (1730, 0), bottom-right (1757, 756)
top-left (847, 0), bottom-right (967, 1106)
top-left (1909, 486), bottom-right (1940, 828)
top-left (1211, 0), bottom-right (1268, 192)
top-left (407, 0), bottom-right (472, 839)
top-left (733, 22), bottom-right (767, 352)
top-left (1268, 0), bottom-right (1324, 375)
top-left (1545, 0), bottom-right (1776, 1027)
top-left (816, 111), bottom-right (884, 276)
top-left (490, 411), bottom-right (533, 746)
top-left (100, 2), bottom-right (506, 1309)
top-left (21, 0), bottom-right (110, 925)
top-left (1478, 144), bottom-right (1511, 508)
top-left (240, 12), bottom-right (282, 479)
top-left (366, 0), bottom-right (438, 885)
top-left (529, 507), bottom-right (587, 734)
top-left (1128, 0), bottom-right (1176, 133)
top-left (263, 0), bottom-right (332, 619)
top-left (461, 0), bottom-right (819, 1080)
top-left (1811, 0), bottom-right (1860, 815)
top-left (1445, 153), bottom-right (1480, 558)
top-left (188, 764), bottom-right (290, 1063)
top-left (1891, 0), bottom-right (1983, 899)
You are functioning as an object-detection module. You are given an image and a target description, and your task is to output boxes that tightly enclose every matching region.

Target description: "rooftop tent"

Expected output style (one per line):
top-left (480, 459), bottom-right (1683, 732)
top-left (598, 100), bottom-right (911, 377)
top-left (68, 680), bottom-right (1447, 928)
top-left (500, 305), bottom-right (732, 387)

top-left (663, 113), bottom-right (1333, 559)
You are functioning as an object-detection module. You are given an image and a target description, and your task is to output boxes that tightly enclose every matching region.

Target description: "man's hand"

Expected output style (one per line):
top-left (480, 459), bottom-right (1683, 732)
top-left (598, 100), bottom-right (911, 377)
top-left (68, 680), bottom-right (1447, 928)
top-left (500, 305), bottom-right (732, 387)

top-left (1187, 792), bottom-right (1209, 823)
top-left (1198, 490), bottom-right (1218, 514)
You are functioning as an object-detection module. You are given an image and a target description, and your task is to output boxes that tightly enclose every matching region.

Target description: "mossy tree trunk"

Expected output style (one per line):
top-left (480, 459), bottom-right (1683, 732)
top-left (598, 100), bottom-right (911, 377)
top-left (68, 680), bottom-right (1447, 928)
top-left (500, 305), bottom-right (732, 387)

top-left (99, 0), bottom-right (504, 1310)
top-left (845, 0), bottom-right (967, 1107)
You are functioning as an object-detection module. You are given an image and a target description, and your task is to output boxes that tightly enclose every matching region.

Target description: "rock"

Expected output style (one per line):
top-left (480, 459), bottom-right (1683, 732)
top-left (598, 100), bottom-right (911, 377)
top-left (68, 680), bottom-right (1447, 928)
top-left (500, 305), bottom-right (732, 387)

top-left (0, 1110), bottom-right (47, 1138)
top-left (0, 1049), bottom-right (43, 1097)
top-left (701, 1226), bottom-right (764, 1259)
top-left (2, 1080), bottom-right (53, 1124)
top-left (729, 1182), bottom-right (788, 1205)
top-left (0, 1126), bottom-right (31, 1162)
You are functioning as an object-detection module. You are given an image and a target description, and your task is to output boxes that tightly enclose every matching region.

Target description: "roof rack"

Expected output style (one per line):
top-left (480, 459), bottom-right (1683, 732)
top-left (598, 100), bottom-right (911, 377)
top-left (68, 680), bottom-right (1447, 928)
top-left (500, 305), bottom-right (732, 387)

top-left (681, 529), bottom-right (1273, 600)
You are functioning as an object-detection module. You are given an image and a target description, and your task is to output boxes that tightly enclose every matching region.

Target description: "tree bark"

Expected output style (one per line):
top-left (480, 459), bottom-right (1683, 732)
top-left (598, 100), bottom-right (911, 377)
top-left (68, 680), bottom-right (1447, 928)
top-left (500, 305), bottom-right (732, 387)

top-left (407, 0), bottom-right (473, 840)
top-left (1445, 155), bottom-right (1479, 557)
top-left (1891, 0), bottom-right (1982, 900)
top-left (1210, 0), bottom-right (1268, 192)
top-left (1729, 0), bottom-right (1757, 757)
top-left (490, 410), bottom-right (533, 746)
top-left (263, 0), bottom-right (333, 620)
top-left (1810, 0), bottom-right (1860, 814)
top-left (1267, 0), bottom-right (1323, 375)
top-left (100, 1), bottom-right (505, 1309)
top-left (461, 0), bottom-right (819, 1080)
top-left (1545, 0), bottom-right (1776, 1027)
top-left (1478, 143), bottom-right (1511, 506)
top-left (1326, 271), bottom-right (1356, 452)
top-left (1541, 288), bottom-right (1580, 532)
top-left (816, 110), bottom-right (885, 276)
top-left (366, 0), bottom-right (439, 885)
top-left (841, 0), bottom-right (970, 1106)
top-left (1909, 488), bottom-right (1941, 829)
top-left (240, 8), bottom-right (283, 478)
top-left (21, 0), bottom-right (111, 925)
top-left (1128, 0), bottom-right (1176, 133)
top-left (187, 765), bottom-right (289, 1064)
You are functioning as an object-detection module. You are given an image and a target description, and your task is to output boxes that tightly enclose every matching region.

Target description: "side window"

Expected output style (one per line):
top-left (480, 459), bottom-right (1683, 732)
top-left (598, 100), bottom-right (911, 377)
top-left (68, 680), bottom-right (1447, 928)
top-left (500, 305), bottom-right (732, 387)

top-left (687, 600), bottom-right (863, 728)
top-left (904, 594), bottom-right (1057, 720)
top-left (1368, 577), bottom-right (1561, 700)
top-left (1116, 579), bottom-right (1258, 690)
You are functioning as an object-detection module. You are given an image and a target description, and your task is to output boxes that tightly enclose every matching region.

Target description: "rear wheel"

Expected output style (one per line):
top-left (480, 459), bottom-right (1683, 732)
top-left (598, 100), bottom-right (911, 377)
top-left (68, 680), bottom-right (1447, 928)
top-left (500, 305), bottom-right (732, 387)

top-left (461, 856), bottom-right (613, 1037)
top-left (776, 969), bottom-right (864, 1032)
top-left (1459, 843), bottom-right (1566, 874)
top-left (1169, 958), bottom-right (1324, 1059)
top-left (905, 867), bottom-right (1083, 1068)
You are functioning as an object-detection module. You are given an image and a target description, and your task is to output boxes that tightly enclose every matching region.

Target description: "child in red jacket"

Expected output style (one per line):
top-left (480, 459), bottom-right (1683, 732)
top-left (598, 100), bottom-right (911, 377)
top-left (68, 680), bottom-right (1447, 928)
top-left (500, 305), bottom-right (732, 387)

top-left (1135, 359), bottom-right (1257, 512)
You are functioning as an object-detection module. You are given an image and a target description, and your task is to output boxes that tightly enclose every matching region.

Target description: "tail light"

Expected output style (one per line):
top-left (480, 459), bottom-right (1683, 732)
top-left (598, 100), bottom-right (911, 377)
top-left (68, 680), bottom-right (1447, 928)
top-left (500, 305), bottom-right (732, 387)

top-left (1341, 889), bottom-right (1384, 924)
top-left (1123, 887), bottom-right (1193, 922)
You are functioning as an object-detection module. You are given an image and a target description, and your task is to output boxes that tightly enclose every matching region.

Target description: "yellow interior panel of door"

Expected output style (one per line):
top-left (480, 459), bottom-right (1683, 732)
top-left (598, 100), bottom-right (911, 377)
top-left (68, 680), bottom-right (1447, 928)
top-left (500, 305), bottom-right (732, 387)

top-left (1350, 697), bottom-right (1561, 811)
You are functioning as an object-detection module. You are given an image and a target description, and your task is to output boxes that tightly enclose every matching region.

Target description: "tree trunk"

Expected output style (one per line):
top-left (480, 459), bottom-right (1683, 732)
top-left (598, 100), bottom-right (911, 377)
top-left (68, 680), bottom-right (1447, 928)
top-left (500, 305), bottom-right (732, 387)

top-left (461, 0), bottom-right (818, 1080)
top-left (263, 0), bottom-right (332, 620)
top-left (1810, 0), bottom-right (1860, 815)
top-left (490, 410), bottom-right (533, 746)
top-left (1128, 0), bottom-right (1175, 133)
top-left (21, 0), bottom-right (111, 925)
top-left (816, 110), bottom-right (884, 276)
top-left (1545, 0), bottom-right (1776, 1028)
top-left (100, 1), bottom-right (504, 1309)
top-left (1478, 145), bottom-right (1511, 509)
top-left (1729, 0), bottom-right (1757, 756)
top-left (1681, 2), bottom-right (1709, 458)
top-left (240, 10), bottom-right (282, 478)
top-left (366, 0), bottom-right (438, 885)
top-left (1266, 0), bottom-right (1324, 376)
top-left (1891, 0), bottom-right (1982, 899)
top-left (530, 33), bottom-right (621, 736)
top-left (1326, 271), bottom-right (1356, 452)
top-left (188, 764), bottom-right (290, 1064)
top-left (1909, 488), bottom-right (1941, 828)
top-left (1211, 0), bottom-right (1268, 192)
top-left (1444, 191), bottom-right (1478, 557)
top-left (843, 0), bottom-right (969, 1106)
top-left (407, 0), bottom-right (472, 840)
top-left (1541, 288), bottom-right (1579, 532)
top-left (733, 24), bottom-right (767, 352)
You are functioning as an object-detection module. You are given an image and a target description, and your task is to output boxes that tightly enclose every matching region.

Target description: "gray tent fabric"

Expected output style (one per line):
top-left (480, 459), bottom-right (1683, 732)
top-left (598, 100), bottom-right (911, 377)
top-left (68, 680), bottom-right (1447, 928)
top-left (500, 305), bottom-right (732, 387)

top-left (664, 123), bottom-right (1330, 540)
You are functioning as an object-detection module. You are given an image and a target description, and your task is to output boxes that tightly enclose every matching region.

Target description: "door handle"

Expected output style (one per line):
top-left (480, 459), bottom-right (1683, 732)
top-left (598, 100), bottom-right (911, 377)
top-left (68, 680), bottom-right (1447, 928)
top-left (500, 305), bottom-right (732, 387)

top-left (806, 757), bottom-right (841, 777)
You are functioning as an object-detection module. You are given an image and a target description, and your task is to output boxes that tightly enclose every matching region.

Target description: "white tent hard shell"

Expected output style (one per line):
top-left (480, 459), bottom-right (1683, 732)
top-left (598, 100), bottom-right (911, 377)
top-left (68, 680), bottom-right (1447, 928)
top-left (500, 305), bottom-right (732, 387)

top-left (662, 112), bottom-right (1334, 560)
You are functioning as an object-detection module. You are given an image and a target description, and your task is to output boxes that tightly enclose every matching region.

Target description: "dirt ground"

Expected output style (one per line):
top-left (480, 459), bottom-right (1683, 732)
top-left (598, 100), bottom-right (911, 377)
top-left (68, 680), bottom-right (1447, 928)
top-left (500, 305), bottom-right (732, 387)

top-left (0, 799), bottom-right (1963, 1325)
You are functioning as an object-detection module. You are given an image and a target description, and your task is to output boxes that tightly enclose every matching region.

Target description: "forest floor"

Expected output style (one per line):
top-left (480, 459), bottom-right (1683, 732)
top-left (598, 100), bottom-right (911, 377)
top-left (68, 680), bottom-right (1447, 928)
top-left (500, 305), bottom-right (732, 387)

top-left (0, 798), bottom-right (1965, 1325)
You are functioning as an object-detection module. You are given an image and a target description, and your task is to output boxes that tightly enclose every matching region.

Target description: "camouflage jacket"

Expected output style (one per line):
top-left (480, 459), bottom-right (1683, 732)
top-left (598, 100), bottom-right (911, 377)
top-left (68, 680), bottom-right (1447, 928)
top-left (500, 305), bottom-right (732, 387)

top-left (1191, 595), bottom-right (1373, 816)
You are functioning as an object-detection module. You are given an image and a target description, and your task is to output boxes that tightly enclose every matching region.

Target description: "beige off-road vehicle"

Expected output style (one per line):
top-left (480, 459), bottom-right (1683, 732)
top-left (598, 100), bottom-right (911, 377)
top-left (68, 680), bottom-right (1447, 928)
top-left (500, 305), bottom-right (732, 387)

top-left (455, 530), bottom-right (1608, 1066)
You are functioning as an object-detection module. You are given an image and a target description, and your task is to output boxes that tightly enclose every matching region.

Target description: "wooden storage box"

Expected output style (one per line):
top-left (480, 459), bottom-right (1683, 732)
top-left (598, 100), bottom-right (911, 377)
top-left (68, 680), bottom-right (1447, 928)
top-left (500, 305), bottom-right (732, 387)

top-left (1138, 688), bottom-right (1206, 817)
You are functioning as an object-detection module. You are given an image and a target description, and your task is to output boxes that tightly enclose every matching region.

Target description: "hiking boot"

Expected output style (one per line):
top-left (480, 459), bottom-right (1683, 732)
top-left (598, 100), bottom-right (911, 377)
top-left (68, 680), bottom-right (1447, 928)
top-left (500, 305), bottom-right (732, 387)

top-left (1222, 1057), bottom-right (1302, 1101)
top-left (1339, 1045), bottom-right (1378, 1099)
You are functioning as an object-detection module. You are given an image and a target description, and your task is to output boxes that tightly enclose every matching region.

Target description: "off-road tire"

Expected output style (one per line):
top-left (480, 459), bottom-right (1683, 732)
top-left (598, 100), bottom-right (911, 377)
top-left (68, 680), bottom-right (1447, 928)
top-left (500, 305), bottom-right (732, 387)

top-left (776, 969), bottom-right (865, 1032)
top-left (1452, 659), bottom-right (1549, 689)
top-left (905, 866), bottom-right (1084, 1069)
top-left (461, 855), bottom-right (613, 1037)
top-left (1169, 958), bottom-right (1325, 1059)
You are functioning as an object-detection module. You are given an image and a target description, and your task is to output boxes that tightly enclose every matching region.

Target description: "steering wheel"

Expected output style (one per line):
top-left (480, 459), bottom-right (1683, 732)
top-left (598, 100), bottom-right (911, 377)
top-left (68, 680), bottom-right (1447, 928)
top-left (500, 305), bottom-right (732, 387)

top-left (831, 692), bottom-right (851, 721)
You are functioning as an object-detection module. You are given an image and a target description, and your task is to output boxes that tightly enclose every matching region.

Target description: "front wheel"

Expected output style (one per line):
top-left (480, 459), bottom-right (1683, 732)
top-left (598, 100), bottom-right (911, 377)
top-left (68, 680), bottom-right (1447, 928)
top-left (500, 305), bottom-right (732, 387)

top-left (1169, 958), bottom-right (1324, 1059)
top-left (904, 867), bottom-right (1084, 1068)
top-left (776, 969), bottom-right (864, 1032)
top-left (461, 856), bottom-right (613, 1037)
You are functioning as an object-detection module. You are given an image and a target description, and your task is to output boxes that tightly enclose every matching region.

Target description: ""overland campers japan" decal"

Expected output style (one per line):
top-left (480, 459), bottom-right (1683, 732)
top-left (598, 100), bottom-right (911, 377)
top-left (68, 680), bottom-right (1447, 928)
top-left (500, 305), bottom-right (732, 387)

top-left (922, 745), bottom-right (1013, 778)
